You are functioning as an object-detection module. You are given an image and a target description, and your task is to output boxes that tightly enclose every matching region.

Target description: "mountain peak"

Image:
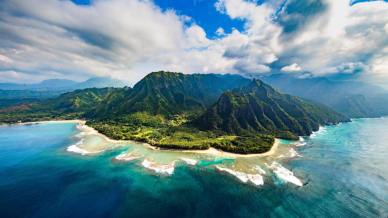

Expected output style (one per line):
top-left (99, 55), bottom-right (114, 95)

top-left (143, 71), bottom-right (183, 80)
top-left (194, 80), bottom-right (348, 137)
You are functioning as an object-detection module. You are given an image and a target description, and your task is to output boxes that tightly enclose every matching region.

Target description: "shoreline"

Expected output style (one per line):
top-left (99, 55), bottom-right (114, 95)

top-left (11, 119), bottom-right (281, 157)
top-left (179, 139), bottom-right (280, 158)
top-left (21, 119), bottom-right (86, 125)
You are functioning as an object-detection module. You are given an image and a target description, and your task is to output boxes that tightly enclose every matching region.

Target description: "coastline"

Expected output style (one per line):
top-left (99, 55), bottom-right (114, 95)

top-left (10, 119), bottom-right (281, 157)
top-left (21, 119), bottom-right (86, 125)
top-left (180, 139), bottom-right (280, 158)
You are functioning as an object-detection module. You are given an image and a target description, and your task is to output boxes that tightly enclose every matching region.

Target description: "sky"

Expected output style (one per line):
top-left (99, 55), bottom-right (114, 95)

top-left (0, 0), bottom-right (387, 87)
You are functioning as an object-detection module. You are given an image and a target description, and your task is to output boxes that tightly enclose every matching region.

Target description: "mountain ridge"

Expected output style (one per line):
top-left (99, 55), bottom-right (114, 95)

top-left (0, 76), bottom-right (127, 91)
top-left (260, 73), bottom-right (388, 118)
top-left (0, 71), bottom-right (350, 154)
top-left (194, 79), bottom-right (348, 139)
top-left (91, 71), bottom-right (251, 118)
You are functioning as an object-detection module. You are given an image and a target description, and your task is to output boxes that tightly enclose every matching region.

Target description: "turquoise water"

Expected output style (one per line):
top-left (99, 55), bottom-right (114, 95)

top-left (0, 119), bottom-right (387, 217)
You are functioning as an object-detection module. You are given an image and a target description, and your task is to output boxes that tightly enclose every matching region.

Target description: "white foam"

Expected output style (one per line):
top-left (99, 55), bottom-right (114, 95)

top-left (216, 166), bottom-right (264, 186)
top-left (310, 126), bottom-right (326, 138)
top-left (247, 174), bottom-right (264, 186)
top-left (289, 148), bottom-right (302, 158)
top-left (180, 158), bottom-right (198, 166)
top-left (268, 162), bottom-right (303, 187)
top-left (115, 152), bottom-right (142, 161)
top-left (66, 140), bottom-right (91, 155)
top-left (254, 166), bottom-right (266, 175)
top-left (141, 159), bottom-right (175, 175)
top-left (76, 124), bottom-right (98, 135)
top-left (295, 137), bottom-right (307, 147)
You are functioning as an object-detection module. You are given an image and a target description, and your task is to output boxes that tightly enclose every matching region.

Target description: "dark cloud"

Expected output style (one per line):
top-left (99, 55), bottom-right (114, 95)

top-left (274, 0), bottom-right (328, 34)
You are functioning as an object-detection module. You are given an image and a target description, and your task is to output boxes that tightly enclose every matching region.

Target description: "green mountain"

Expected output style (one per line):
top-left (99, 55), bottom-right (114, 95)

top-left (194, 79), bottom-right (349, 139)
top-left (0, 77), bottom-right (128, 109)
top-left (261, 73), bottom-right (388, 118)
top-left (91, 71), bottom-right (250, 118)
top-left (0, 77), bottom-right (126, 91)
top-left (0, 88), bottom-right (115, 122)
top-left (0, 72), bottom-right (351, 154)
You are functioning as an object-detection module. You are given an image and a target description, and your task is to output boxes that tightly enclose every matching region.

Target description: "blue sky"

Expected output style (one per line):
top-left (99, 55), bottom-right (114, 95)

top-left (69, 0), bottom-right (386, 37)
top-left (70, 0), bottom-right (246, 38)
top-left (153, 0), bottom-right (245, 38)
top-left (0, 0), bottom-right (387, 86)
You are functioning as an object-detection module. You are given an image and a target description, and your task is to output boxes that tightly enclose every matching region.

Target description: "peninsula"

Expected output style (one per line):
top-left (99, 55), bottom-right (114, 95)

top-left (0, 71), bottom-right (349, 154)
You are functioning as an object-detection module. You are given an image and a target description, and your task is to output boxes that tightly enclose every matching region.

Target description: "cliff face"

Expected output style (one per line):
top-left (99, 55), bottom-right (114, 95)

top-left (194, 79), bottom-right (349, 138)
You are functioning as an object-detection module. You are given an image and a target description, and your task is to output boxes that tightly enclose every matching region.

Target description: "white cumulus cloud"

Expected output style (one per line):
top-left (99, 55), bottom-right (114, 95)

top-left (281, 63), bottom-right (302, 72)
top-left (0, 0), bottom-right (387, 86)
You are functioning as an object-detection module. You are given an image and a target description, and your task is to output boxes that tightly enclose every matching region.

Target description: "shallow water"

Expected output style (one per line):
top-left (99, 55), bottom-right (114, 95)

top-left (0, 118), bottom-right (387, 217)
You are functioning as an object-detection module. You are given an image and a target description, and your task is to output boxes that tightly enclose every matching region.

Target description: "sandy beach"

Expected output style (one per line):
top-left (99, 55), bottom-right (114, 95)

top-left (15, 119), bottom-right (280, 158)
top-left (180, 139), bottom-right (280, 158)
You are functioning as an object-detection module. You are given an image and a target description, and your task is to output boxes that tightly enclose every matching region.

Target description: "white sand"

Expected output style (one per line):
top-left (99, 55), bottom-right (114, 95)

top-left (181, 139), bottom-right (280, 158)
top-left (17, 120), bottom-right (282, 159)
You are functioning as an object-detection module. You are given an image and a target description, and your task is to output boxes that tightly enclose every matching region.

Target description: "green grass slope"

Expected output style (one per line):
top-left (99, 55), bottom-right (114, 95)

top-left (194, 79), bottom-right (349, 139)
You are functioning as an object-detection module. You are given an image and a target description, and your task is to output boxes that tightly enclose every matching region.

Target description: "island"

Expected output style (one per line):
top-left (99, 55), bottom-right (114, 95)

top-left (0, 71), bottom-right (349, 154)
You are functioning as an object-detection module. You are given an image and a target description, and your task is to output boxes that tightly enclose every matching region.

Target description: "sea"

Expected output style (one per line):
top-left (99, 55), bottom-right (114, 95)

top-left (0, 118), bottom-right (387, 218)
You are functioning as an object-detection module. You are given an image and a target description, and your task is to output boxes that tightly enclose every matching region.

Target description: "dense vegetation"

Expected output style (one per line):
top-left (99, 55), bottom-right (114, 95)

top-left (262, 73), bottom-right (388, 118)
top-left (0, 71), bottom-right (349, 154)
top-left (0, 77), bottom-right (127, 109)
top-left (0, 88), bottom-right (115, 123)
top-left (194, 79), bottom-right (349, 139)
top-left (87, 112), bottom-right (274, 154)
top-left (90, 71), bottom-right (250, 118)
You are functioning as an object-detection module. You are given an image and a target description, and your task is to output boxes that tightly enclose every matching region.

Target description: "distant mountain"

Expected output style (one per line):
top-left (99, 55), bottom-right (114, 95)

top-left (194, 79), bottom-right (349, 138)
top-left (75, 77), bottom-right (127, 90)
top-left (0, 77), bottom-right (126, 91)
top-left (91, 71), bottom-right (251, 118)
top-left (260, 74), bottom-right (388, 118)
top-left (0, 88), bottom-right (116, 122)
top-left (0, 71), bottom-right (352, 154)
top-left (0, 79), bottom-right (76, 90)
top-left (34, 79), bottom-right (78, 90)
top-left (0, 77), bottom-right (128, 108)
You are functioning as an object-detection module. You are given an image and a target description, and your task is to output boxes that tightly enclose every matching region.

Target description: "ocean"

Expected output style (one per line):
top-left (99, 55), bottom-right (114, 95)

top-left (0, 118), bottom-right (387, 218)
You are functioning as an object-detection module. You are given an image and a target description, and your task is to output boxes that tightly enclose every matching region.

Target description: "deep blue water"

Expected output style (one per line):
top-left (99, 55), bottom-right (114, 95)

top-left (0, 119), bottom-right (387, 218)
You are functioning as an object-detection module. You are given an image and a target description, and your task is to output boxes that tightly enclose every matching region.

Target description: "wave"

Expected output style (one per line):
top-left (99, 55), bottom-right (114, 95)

top-left (141, 159), bottom-right (175, 175)
top-left (180, 158), bottom-right (198, 166)
top-left (114, 152), bottom-right (142, 161)
top-left (254, 165), bottom-right (266, 175)
top-left (266, 162), bottom-right (303, 187)
top-left (295, 137), bottom-right (307, 147)
top-left (309, 126), bottom-right (327, 139)
top-left (289, 148), bottom-right (302, 158)
top-left (216, 166), bottom-right (264, 186)
top-left (68, 123), bottom-right (115, 156)
top-left (66, 140), bottom-right (93, 155)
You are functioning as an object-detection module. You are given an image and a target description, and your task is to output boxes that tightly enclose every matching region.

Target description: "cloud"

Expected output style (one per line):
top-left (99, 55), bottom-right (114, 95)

top-left (281, 63), bottom-right (302, 72)
top-left (216, 27), bottom-right (225, 36)
top-left (214, 0), bottom-right (282, 74)
top-left (385, 23), bottom-right (388, 34)
top-left (0, 0), bottom-right (387, 86)
top-left (0, 54), bottom-right (12, 64)
top-left (0, 70), bottom-right (63, 83)
top-left (278, 0), bottom-right (388, 79)
top-left (0, 0), bottom-right (204, 83)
